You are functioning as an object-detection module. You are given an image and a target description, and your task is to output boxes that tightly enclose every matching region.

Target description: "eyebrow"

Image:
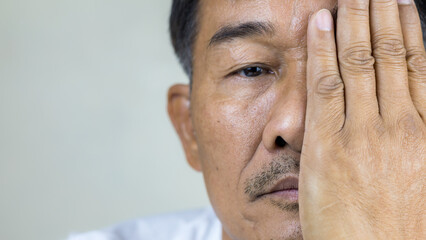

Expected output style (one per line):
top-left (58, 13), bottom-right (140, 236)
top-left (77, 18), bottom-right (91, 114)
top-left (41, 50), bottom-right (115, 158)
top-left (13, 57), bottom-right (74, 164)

top-left (208, 21), bottom-right (275, 47)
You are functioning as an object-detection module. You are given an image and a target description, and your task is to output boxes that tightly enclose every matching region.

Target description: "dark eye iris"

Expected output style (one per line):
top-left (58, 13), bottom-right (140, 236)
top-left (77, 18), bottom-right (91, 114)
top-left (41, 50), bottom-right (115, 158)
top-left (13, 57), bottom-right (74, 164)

top-left (241, 67), bottom-right (265, 77)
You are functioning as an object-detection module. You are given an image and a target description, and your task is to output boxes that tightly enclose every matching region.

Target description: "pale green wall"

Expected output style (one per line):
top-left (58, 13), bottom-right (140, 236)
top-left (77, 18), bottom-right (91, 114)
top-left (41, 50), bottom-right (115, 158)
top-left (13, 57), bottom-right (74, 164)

top-left (0, 1), bottom-right (209, 239)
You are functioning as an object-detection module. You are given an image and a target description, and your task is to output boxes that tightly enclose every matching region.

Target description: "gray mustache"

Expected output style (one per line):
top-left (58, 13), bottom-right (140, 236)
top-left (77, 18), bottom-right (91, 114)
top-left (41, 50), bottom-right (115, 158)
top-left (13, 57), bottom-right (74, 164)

top-left (244, 155), bottom-right (300, 201)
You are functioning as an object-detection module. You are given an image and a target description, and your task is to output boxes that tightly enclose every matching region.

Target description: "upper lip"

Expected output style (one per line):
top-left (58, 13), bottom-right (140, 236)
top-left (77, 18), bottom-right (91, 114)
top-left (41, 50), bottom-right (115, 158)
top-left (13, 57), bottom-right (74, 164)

top-left (257, 176), bottom-right (299, 199)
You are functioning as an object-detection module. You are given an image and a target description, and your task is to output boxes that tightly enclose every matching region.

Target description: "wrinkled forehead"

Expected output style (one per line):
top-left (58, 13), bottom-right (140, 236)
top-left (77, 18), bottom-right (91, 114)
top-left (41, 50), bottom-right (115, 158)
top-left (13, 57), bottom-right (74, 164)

top-left (196, 0), bottom-right (338, 48)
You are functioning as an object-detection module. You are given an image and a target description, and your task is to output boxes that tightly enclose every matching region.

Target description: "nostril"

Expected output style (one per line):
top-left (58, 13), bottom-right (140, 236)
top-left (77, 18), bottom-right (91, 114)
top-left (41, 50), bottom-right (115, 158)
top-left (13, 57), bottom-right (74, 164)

top-left (275, 136), bottom-right (286, 148)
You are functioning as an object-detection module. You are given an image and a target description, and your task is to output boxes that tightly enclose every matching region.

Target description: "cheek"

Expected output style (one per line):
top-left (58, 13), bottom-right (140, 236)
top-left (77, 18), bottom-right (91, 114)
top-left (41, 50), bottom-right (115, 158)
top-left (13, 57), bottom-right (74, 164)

top-left (191, 93), bottom-right (272, 232)
top-left (196, 97), bottom-right (265, 167)
top-left (192, 91), bottom-right (274, 192)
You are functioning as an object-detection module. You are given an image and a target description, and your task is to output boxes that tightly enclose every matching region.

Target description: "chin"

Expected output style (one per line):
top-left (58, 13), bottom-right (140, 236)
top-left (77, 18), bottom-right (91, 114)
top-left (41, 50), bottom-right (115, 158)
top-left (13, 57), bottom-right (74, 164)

top-left (220, 203), bottom-right (303, 240)
top-left (256, 212), bottom-right (302, 240)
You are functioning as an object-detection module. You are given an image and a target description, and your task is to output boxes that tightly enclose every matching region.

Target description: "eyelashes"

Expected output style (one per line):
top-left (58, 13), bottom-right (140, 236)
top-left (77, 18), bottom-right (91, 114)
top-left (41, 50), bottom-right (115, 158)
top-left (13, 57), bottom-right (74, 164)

top-left (230, 65), bottom-right (275, 79)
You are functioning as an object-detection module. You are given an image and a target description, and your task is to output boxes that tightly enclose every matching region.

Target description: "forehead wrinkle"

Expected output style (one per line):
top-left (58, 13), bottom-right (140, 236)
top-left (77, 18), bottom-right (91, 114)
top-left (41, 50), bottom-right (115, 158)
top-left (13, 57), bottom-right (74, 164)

top-left (208, 21), bottom-right (276, 48)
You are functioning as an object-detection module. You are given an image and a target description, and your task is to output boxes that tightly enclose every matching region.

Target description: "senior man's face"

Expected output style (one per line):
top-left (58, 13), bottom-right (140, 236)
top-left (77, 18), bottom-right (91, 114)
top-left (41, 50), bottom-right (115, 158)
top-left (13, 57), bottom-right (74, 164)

top-left (169, 0), bottom-right (337, 239)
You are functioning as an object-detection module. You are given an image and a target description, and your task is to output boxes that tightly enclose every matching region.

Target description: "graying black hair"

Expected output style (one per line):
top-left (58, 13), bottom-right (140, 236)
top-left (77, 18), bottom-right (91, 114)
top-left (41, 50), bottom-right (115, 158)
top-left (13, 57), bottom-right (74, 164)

top-left (169, 0), bottom-right (199, 80)
top-left (169, 0), bottom-right (426, 81)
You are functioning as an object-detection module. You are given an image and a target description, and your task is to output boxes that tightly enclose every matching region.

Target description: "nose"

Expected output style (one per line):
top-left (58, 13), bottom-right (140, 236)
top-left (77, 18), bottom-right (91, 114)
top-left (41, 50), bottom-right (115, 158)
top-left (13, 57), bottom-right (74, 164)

top-left (262, 86), bottom-right (306, 153)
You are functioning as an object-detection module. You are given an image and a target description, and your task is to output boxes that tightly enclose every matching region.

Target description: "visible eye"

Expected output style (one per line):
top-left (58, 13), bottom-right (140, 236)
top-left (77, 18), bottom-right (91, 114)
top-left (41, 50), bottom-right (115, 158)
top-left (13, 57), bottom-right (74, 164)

top-left (237, 66), bottom-right (272, 78)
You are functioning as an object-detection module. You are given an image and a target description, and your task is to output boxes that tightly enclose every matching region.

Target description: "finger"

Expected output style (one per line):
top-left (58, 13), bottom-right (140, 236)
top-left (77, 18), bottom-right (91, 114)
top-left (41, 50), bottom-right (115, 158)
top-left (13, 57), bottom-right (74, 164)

top-left (337, 0), bottom-right (379, 123)
top-left (306, 9), bottom-right (345, 134)
top-left (370, 0), bottom-right (415, 119)
top-left (399, 0), bottom-right (426, 122)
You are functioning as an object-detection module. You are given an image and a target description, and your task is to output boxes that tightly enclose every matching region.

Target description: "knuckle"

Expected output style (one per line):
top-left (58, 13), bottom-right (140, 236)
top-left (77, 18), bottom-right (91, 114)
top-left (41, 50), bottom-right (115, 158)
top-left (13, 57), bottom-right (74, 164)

top-left (314, 71), bottom-right (344, 96)
top-left (373, 34), bottom-right (406, 59)
top-left (339, 44), bottom-right (375, 71)
top-left (372, 0), bottom-right (396, 7)
top-left (406, 52), bottom-right (426, 75)
top-left (396, 112), bottom-right (423, 139)
top-left (343, 0), bottom-right (369, 14)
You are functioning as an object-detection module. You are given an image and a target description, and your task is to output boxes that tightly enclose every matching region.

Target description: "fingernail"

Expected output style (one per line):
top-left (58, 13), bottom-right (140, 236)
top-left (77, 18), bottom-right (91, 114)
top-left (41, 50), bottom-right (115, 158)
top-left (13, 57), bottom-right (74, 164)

top-left (315, 9), bottom-right (332, 31)
top-left (397, 0), bottom-right (412, 5)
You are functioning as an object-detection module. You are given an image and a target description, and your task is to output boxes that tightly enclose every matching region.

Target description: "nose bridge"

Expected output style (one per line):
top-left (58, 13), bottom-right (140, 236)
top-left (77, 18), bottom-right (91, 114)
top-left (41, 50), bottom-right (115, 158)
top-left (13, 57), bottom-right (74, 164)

top-left (262, 66), bottom-right (307, 153)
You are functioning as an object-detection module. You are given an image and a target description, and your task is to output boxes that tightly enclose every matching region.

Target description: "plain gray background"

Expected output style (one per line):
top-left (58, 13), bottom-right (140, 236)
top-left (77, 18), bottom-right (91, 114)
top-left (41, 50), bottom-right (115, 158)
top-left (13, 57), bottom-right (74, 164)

top-left (0, 0), bottom-right (210, 239)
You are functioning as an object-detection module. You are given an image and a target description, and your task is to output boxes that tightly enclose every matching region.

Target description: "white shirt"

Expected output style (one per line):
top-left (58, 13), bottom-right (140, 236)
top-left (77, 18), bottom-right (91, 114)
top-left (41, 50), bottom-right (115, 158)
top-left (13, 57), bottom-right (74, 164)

top-left (68, 207), bottom-right (222, 240)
